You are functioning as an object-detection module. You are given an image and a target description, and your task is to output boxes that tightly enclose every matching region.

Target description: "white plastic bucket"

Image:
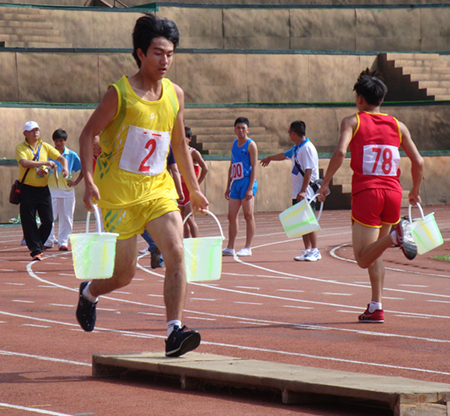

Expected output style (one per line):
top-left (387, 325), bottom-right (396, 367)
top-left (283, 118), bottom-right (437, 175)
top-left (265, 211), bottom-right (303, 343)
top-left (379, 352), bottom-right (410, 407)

top-left (69, 205), bottom-right (119, 279)
top-left (409, 203), bottom-right (443, 255)
top-left (279, 194), bottom-right (323, 238)
top-left (183, 210), bottom-right (224, 282)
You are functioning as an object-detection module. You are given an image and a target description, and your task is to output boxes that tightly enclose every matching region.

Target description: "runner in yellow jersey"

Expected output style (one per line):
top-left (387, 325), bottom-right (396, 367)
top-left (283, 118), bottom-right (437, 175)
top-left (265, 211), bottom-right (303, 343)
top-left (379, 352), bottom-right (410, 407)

top-left (76, 14), bottom-right (209, 357)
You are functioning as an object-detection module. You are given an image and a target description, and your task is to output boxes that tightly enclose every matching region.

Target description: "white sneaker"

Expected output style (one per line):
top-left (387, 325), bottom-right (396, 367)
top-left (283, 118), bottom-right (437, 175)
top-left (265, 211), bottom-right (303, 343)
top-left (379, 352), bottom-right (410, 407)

top-left (294, 250), bottom-right (311, 261)
top-left (138, 246), bottom-right (150, 255)
top-left (222, 247), bottom-right (235, 256)
top-left (305, 250), bottom-right (322, 262)
top-left (236, 247), bottom-right (252, 256)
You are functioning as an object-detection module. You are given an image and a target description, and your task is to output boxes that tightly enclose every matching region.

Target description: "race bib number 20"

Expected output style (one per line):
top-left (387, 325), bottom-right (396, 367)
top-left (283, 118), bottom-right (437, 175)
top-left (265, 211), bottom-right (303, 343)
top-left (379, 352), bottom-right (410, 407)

top-left (362, 144), bottom-right (400, 176)
top-left (119, 125), bottom-right (171, 176)
top-left (231, 162), bottom-right (244, 180)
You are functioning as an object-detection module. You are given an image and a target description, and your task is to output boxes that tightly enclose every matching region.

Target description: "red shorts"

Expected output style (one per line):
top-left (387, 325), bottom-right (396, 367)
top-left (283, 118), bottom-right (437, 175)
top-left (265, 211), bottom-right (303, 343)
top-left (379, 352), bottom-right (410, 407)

top-left (179, 181), bottom-right (190, 207)
top-left (351, 188), bottom-right (402, 228)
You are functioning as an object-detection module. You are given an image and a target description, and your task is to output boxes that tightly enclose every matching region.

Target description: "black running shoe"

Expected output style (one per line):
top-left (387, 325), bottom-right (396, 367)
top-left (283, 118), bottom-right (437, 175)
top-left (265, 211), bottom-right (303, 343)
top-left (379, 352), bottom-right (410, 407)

top-left (76, 281), bottom-right (97, 332)
top-left (165, 325), bottom-right (201, 357)
top-left (394, 219), bottom-right (417, 260)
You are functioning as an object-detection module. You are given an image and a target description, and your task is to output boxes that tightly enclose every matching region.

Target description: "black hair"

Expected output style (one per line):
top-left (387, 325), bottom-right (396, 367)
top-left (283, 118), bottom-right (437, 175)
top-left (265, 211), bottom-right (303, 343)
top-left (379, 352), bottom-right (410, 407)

top-left (52, 128), bottom-right (67, 141)
top-left (132, 13), bottom-right (180, 68)
top-left (353, 69), bottom-right (388, 106)
top-left (234, 117), bottom-right (250, 127)
top-left (289, 121), bottom-right (306, 137)
top-left (185, 126), bottom-right (192, 138)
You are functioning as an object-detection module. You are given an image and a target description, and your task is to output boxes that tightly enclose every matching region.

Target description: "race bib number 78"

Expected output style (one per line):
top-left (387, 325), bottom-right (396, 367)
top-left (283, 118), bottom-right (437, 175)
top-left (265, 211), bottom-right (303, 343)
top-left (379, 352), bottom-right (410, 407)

top-left (119, 125), bottom-right (171, 176)
top-left (362, 144), bottom-right (400, 176)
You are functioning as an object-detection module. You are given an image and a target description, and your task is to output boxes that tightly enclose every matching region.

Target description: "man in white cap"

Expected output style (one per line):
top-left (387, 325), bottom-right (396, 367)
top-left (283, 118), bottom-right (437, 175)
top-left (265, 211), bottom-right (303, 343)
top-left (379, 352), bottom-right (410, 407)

top-left (15, 121), bottom-right (69, 261)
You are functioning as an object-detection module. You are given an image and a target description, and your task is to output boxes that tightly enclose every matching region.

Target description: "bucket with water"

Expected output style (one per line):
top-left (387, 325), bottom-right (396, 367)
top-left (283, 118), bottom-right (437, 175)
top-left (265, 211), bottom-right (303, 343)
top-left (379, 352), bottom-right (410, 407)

top-left (183, 210), bottom-right (224, 282)
top-left (408, 203), bottom-right (443, 255)
top-left (69, 205), bottom-right (119, 279)
top-left (279, 194), bottom-right (323, 238)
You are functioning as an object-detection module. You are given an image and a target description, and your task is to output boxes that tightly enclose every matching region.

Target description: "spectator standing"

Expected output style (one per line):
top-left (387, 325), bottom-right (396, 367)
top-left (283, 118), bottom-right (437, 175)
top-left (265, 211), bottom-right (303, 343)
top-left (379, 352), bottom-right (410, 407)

top-left (15, 121), bottom-right (68, 261)
top-left (45, 129), bottom-right (83, 251)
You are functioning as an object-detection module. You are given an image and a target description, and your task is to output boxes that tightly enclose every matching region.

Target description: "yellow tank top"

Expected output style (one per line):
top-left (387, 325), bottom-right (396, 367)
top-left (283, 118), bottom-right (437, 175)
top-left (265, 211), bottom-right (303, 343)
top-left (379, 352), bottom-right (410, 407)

top-left (95, 76), bottom-right (179, 209)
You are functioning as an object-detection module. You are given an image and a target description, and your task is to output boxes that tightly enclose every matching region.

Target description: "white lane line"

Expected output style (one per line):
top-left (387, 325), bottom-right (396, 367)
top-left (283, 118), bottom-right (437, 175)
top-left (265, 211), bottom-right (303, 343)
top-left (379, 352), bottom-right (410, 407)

top-left (12, 300), bottom-right (34, 303)
top-left (234, 301), bottom-right (263, 305)
top-left (283, 305), bottom-right (313, 310)
top-left (0, 349), bottom-right (89, 366)
top-left (330, 243), bottom-right (450, 279)
top-left (428, 300), bottom-right (450, 304)
top-left (2, 311), bottom-right (450, 378)
top-left (320, 293), bottom-right (353, 296)
top-left (277, 289), bottom-right (305, 293)
top-left (236, 286), bottom-right (260, 290)
top-left (398, 284), bottom-right (429, 288)
top-left (22, 324), bottom-right (51, 328)
top-left (5, 282), bottom-right (25, 285)
top-left (231, 253), bottom-right (450, 299)
top-left (49, 304), bottom-right (74, 308)
top-left (0, 403), bottom-right (74, 416)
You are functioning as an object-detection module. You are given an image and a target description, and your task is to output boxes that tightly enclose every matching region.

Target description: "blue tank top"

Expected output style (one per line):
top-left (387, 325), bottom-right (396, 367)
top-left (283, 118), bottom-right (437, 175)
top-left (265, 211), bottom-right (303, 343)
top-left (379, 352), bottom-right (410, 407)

top-left (230, 138), bottom-right (254, 180)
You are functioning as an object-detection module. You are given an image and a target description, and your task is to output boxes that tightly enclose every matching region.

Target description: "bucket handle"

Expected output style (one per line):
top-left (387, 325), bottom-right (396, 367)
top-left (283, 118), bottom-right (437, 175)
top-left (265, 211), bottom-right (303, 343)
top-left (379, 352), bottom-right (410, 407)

top-left (308, 193), bottom-right (324, 222)
top-left (408, 202), bottom-right (425, 223)
top-left (86, 205), bottom-right (103, 234)
top-left (183, 210), bottom-right (225, 240)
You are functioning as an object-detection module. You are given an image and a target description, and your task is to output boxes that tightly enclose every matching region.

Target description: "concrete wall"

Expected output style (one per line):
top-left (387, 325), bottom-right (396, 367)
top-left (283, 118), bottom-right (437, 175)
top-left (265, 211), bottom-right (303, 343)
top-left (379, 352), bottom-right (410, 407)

top-left (11, 5), bottom-right (450, 52)
top-left (2, 154), bottom-right (448, 224)
top-left (1, 104), bottom-right (449, 223)
top-left (0, 50), bottom-right (377, 104)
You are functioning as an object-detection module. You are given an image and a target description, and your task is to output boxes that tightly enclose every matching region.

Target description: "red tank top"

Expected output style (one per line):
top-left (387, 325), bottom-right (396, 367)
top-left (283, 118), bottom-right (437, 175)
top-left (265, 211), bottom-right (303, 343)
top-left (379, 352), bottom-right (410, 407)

top-left (350, 111), bottom-right (402, 195)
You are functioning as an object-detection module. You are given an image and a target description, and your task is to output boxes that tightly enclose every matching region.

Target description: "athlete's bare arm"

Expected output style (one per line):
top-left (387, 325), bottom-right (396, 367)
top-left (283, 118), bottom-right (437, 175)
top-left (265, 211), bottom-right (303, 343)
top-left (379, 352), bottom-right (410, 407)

top-left (171, 84), bottom-right (209, 213)
top-left (318, 114), bottom-right (357, 201)
top-left (245, 140), bottom-right (258, 200)
top-left (399, 121), bottom-right (424, 205)
top-left (79, 87), bottom-right (118, 211)
top-left (191, 149), bottom-right (209, 185)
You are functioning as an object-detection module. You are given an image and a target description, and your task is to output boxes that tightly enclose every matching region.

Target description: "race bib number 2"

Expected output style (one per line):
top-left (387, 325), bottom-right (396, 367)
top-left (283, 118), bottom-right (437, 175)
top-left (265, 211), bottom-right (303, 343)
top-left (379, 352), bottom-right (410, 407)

top-left (119, 125), bottom-right (171, 176)
top-left (362, 144), bottom-right (400, 176)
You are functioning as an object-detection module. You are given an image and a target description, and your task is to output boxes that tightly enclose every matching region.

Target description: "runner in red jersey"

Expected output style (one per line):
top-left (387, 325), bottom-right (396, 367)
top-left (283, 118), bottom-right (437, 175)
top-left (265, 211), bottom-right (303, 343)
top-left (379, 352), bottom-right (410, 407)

top-left (318, 69), bottom-right (424, 323)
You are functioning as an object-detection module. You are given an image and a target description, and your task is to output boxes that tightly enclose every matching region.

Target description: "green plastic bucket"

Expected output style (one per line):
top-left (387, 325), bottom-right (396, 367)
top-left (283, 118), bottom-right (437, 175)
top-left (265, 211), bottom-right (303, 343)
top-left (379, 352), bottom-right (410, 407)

top-left (409, 203), bottom-right (443, 255)
top-left (69, 205), bottom-right (119, 279)
top-left (279, 194), bottom-right (323, 238)
top-left (183, 210), bottom-right (224, 282)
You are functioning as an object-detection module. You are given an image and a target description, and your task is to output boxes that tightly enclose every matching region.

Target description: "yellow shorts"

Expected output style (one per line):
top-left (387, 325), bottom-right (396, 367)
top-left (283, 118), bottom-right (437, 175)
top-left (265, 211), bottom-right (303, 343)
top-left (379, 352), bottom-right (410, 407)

top-left (101, 197), bottom-right (179, 240)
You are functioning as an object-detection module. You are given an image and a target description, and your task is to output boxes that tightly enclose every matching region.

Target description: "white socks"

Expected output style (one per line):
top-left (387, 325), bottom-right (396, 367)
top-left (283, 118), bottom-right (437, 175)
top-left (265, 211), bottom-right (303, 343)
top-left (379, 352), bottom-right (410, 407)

top-left (390, 230), bottom-right (399, 245)
top-left (368, 301), bottom-right (382, 313)
top-left (167, 320), bottom-right (182, 337)
top-left (82, 282), bottom-right (98, 303)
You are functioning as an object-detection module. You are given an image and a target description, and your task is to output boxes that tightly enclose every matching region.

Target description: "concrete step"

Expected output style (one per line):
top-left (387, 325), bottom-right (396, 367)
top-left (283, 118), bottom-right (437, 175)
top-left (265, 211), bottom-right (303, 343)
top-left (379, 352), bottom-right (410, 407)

top-left (409, 73), bottom-right (450, 82)
top-left (0, 13), bottom-right (47, 22)
top-left (385, 52), bottom-right (440, 61)
top-left (0, 7), bottom-right (42, 15)
top-left (92, 352), bottom-right (450, 416)
top-left (426, 88), bottom-right (450, 96)
top-left (418, 80), bottom-right (450, 89)
top-left (0, 20), bottom-right (53, 29)
top-left (402, 66), bottom-right (450, 75)
top-left (186, 119), bottom-right (243, 128)
top-left (434, 95), bottom-right (450, 101)
top-left (191, 126), bottom-right (267, 136)
top-left (0, 27), bottom-right (60, 36)
top-left (4, 41), bottom-right (73, 48)
top-left (394, 59), bottom-right (450, 68)
top-left (0, 34), bottom-right (67, 43)
top-left (199, 134), bottom-right (275, 145)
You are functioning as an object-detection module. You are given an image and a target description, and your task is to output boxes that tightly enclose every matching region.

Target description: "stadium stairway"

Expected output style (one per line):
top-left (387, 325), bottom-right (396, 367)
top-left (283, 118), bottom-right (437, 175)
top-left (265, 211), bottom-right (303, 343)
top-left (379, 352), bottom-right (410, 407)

top-left (379, 53), bottom-right (450, 102)
top-left (0, 5), bottom-right (71, 48)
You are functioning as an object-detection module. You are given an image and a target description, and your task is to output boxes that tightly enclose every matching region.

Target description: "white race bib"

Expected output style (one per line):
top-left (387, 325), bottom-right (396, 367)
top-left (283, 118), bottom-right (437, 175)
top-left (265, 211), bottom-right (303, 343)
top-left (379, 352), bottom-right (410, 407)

top-left (231, 162), bottom-right (244, 180)
top-left (119, 125), bottom-right (171, 176)
top-left (362, 144), bottom-right (400, 176)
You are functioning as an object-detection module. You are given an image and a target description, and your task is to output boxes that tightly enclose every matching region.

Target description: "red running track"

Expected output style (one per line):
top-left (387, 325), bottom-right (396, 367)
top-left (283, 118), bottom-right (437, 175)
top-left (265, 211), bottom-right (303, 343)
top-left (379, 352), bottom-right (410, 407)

top-left (0, 205), bottom-right (449, 416)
